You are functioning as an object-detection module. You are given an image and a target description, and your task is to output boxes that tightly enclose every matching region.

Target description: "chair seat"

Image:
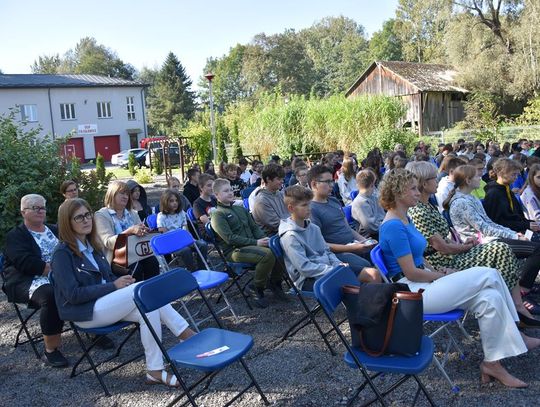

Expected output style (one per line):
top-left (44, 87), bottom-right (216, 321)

top-left (74, 321), bottom-right (133, 335)
top-left (423, 309), bottom-right (464, 322)
top-left (168, 327), bottom-right (253, 372)
top-left (344, 336), bottom-right (434, 375)
top-left (192, 270), bottom-right (229, 290)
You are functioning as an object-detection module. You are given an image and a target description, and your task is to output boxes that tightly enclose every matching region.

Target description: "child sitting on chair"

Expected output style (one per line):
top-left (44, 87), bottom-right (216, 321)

top-left (278, 185), bottom-right (380, 291)
top-left (157, 189), bottom-right (208, 271)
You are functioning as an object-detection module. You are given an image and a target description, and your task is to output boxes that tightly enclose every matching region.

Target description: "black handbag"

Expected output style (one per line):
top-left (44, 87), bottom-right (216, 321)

top-left (342, 283), bottom-right (424, 357)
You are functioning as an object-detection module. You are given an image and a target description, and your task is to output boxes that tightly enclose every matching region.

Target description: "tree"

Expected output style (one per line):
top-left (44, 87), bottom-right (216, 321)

top-left (301, 16), bottom-right (370, 96)
top-left (147, 52), bottom-right (196, 133)
top-left (395, 0), bottom-right (452, 62)
top-left (31, 37), bottom-right (135, 79)
top-left (30, 54), bottom-right (62, 74)
top-left (368, 19), bottom-right (404, 61)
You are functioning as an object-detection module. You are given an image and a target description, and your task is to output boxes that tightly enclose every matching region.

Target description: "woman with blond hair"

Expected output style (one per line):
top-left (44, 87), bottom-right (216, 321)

top-left (379, 168), bottom-right (540, 388)
top-left (94, 181), bottom-right (159, 281)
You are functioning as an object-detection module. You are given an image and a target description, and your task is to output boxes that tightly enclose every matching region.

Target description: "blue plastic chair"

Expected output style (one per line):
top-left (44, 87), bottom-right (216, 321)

top-left (151, 229), bottom-right (238, 329)
top-left (342, 205), bottom-right (354, 225)
top-left (313, 267), bottom-right (435, 406)
top-left (133, 268), bottom-right (269, 407)
top-left (350, 190), bottom-right (359, 201)
top-left (146, 213), bottom-right (158, 230)
top-left (268, 235), bottom-right (337, 355)
top-left (243, 198), bottom-right (250, 210)
top-left (204, 222), bottom-right (255, 309)
top-left (370, 244), bottom-right (468, 393)
top-left (186, 207), bottom-right (196, 223)
top-left (241, 186), bottom-right (256, 200)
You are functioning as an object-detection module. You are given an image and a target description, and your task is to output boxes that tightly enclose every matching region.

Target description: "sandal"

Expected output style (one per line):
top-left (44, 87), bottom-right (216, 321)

top-left (145, 371), bottom-right (179, 388)
top-left (522, 295), bottom-right (540, 316)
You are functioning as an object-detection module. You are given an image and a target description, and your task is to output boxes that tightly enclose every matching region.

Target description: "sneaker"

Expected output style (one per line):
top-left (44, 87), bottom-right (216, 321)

top-left (93, 334), bottom-right (115, 350)
top-left (247, 284), bottom-right (269, 308)
top-left (44, 349), bottom-right (69, 368)
top-left (268, 282), bottom-right (290, 302)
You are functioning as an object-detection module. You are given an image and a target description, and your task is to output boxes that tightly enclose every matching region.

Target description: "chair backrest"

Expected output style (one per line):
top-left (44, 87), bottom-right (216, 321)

top-left (146, 213), bottom-right (158, 230)
top-left (150, 229), bottom-right (194, 255)
top-left (370, 244), bottom-right (401, 282)
top-left (205, 222), bottom-right (216, 243)
top-left (268, 235), bottom-right (284, 260)
top-left (186, 207), bottom-right (196, 222)
top-left (342, 205), bottom-right (353, 224)
top-left (134, 267), bottom-right (199, 313)
top-left (350, 190), bottom-right (359, 201)
top-left (242, 198), bottom-right (250, 210)
top-left (313, 266), bottom-right (358, 314)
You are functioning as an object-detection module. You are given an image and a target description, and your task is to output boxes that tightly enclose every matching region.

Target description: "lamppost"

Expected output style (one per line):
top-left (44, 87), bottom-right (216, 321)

top-left (204, 73), bottom-right (217, 163)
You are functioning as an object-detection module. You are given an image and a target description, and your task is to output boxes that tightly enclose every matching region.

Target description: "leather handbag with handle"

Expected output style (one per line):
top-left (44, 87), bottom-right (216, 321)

top-left (111, 232), bottom-right (159, 275)
top-left (342, 283), bottom-right (424, 357)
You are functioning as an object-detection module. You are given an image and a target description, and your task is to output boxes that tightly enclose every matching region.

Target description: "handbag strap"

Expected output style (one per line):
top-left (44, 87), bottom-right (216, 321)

top-left (359, 295), bottom-right (399, 357)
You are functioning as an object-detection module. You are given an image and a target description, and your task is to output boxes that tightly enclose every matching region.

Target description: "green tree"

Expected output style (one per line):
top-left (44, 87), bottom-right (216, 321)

top-left (148, 52), bottom-right (196, 133)
top-left (128, 152), bottom-right (138, 175)
top-left (395, 0), bottom-right (452, 62)
top-left (369, 19), bottom-right (403, 61)
top-left (300, 16), bottom-right (370, 96)
top-left (0, 111), bottom-right (66, 245)
top-left (95, 153), bottom-right (106, 182)
top-left (230, 120), bottom-right (243, 159)
top-left (32, 37), bottom-right (135, 79)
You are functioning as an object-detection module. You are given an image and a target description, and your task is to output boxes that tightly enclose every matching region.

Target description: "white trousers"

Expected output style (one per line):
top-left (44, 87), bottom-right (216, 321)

top-left (400, 267), bottom-right (527, 362)
top-left (76, 283), bottom-right (189, 370)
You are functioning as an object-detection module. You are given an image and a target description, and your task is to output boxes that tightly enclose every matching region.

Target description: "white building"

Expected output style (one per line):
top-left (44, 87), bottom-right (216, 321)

top-left (0, 74), bottom-right (148, 161)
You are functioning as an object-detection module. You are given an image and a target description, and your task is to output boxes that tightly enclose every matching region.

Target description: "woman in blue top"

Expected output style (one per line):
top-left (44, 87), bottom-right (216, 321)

top-left (378, 169), bottom-right (540, 389)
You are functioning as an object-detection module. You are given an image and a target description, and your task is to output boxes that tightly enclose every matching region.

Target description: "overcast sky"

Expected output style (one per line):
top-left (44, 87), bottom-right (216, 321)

top-left (0, 0), bottom-right (398, 88)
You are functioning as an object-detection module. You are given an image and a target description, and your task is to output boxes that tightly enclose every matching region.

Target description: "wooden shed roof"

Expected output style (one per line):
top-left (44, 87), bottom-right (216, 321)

top-left (345, 61), bottom-right (469, 97)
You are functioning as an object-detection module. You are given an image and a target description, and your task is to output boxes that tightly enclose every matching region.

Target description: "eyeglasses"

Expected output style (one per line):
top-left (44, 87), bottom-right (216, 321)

top-left (65, 188), bottom-right (78, 193)
top-left (73, 212), bottom-right (93, 223)
top-left (24, 206), bottom-right (46, 212)
top-left (316, 179), bottom-right (334, 185)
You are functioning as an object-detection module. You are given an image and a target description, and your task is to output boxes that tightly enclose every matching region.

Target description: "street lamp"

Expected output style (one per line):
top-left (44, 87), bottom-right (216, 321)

top-left (204, 73), bottom-right (217, 163)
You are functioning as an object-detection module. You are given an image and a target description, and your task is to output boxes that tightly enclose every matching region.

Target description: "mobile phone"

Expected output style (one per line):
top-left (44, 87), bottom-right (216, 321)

top-left (525, 230), bottom-right (534, 241)
top-left (364, 239), bottom-right (377, 245)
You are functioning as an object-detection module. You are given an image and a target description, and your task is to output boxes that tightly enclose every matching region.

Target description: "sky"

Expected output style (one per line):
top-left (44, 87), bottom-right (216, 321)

top-left (0, 0), bottom-right (398, 88)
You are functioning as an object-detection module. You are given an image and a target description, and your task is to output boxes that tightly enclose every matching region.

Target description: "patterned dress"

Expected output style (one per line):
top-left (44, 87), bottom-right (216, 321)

top-left (28, 226), bottom-right (58, 299)
top-left (408, 201), bottom-right (519, 289)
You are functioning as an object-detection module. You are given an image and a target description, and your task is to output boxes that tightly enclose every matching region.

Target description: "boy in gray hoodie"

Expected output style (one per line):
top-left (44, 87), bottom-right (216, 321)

top-left (279, 185), bottom-right (379, 290)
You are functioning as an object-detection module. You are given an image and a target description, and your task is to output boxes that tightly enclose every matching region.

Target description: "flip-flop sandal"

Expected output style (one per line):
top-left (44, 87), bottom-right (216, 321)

top-left (146, 371), bottom-right (179, 388)
top-left (523, 297), bottom-right (540, 316)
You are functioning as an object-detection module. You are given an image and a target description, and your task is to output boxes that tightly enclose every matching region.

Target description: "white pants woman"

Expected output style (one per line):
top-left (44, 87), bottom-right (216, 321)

top-left (400, 267), bottom-right (526, 362)
top-left (76, 283), bottom-right (189, 372)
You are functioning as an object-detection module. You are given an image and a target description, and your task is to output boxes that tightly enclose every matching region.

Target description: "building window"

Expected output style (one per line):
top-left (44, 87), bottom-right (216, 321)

top-left (20, 104), bottom-right (37, 122)
top-left (60, 103), bottom-right (76, 120)
top-left (126, 96), bottom-right (136, 120)
top-left (97, 102), bottom-right (112, 118)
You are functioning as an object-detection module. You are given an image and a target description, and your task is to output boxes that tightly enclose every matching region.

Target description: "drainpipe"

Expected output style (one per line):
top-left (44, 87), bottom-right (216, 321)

top-left (140, 87), bottom-right (148, 138)
top-left (47, 88), bottom-right (56, 139)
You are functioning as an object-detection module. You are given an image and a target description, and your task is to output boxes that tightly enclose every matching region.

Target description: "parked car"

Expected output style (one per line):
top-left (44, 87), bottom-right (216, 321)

top-left (111, 148), bottom-right (145, 166)
top-left (145, 147), bottom-right (180, 167)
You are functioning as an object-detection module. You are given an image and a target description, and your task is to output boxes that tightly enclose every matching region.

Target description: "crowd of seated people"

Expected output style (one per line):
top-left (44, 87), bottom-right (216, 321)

top-left (2, 137), bottom-right (540, 394)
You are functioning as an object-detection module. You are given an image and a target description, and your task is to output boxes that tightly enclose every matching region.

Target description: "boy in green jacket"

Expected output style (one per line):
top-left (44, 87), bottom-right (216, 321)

top-left (211, 178), bottom-right (284, 308)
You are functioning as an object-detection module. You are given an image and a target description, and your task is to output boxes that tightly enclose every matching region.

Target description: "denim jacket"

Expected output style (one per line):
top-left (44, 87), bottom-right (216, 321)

top-left (51, 242), bottom-right (117, 322)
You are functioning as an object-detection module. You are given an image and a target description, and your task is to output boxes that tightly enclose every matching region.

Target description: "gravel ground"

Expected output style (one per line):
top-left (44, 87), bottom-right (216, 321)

top-left (1, 180), bottom-right (539, 406)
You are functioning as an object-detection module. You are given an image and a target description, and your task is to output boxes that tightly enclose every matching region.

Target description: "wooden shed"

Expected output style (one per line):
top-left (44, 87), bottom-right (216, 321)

top-left (345, 61), bottom-right (469, 135)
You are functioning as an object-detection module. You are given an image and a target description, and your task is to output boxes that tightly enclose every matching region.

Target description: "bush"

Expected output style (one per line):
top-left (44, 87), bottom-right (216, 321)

top-left (127, 152), bottom-right (137, 176)
top-left (95, 153), bottom-right (106, 182)
top-left (0, 111), bottom-right (66, 246)
top-left (154, 155), bottom-right (163, 175)
top-left (75, 170), bottom-right (114, 211)
top-left (134, 169), bottom-right (153, 184)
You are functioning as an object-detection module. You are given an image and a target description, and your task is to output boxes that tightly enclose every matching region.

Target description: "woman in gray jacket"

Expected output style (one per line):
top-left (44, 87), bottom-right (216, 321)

top-left (52, 198), bottom-right (194, 387)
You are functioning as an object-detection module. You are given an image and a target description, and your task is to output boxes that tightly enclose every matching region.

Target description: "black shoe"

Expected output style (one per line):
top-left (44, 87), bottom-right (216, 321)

top-left (44, 349), bottom-right (69, 368)
top-left (247, 284), bottom-right (269, 308)
top-left (518, 312), bottom-right (540, 328)
top-left (93, 334), bottom-right (115, 350)
top-left (268, 282), bottom-right (290, 302)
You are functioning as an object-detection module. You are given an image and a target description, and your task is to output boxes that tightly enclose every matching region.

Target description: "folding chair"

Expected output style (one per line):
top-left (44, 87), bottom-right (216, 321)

top-left (370, 244), bottom-right (468, 393)
top-left (342, 205), bottom-right (356, 229)
top-left (151, 229), bottom-right (239, 330)
top-left (350, 190), bottom-right (359, 201)
top-left (133, 267), bottom-right (270, 407)
top-left (268, 235), bottom-right (337, 355)
top-left (204, 223), bottom-right (254, 309)
top-left (146, 213), bottom-right (158, 230)
top-left (47, 271), bottom-right (141, 396)
top-left (0, 253), bottom-right (43, 359)
top-left (313, 266), bottom-right (436, 407)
